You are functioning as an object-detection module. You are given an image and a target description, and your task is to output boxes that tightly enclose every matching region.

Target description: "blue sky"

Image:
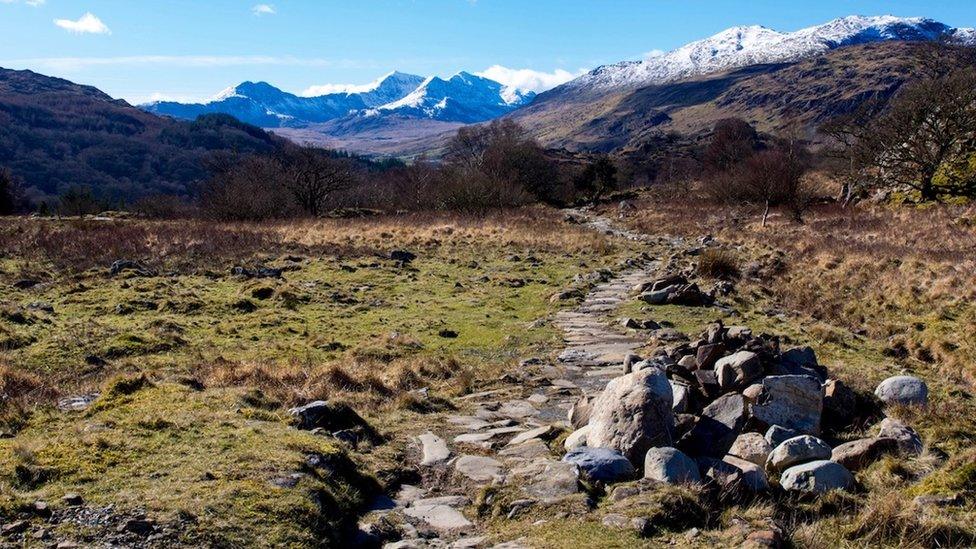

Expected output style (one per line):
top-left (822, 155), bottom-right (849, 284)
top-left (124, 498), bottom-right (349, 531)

top-left (1, 0), bottom-right (975, 104)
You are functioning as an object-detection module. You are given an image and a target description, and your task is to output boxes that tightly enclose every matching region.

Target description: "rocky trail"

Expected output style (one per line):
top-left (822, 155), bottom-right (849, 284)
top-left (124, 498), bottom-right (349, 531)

top-left (359, 209), bottom-right (931, 548)
top-left (356, 211), bottom-right (663, 548)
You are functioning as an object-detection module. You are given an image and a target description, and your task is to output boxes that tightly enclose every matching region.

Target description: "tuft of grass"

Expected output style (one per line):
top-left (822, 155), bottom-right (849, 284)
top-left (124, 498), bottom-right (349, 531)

top-left (697, 248), bottom-right (741, 280)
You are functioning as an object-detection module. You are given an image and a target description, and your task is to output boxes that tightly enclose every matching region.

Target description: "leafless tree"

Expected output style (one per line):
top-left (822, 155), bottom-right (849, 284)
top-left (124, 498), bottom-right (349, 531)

top-left (276, 146), bottom-right (356, 217)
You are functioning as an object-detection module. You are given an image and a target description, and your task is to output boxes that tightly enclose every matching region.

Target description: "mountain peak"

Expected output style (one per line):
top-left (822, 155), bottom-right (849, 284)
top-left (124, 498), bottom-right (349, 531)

top-left (558, 15), bottom-right (974, 95)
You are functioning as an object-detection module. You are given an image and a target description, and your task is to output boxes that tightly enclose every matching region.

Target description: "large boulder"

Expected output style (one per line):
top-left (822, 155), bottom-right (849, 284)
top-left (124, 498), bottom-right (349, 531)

top-left (831, 437), bottom-right (899, 471)
top-left (749, 375), bottom-right (823, 435)
top-left (715, 351), bottom-right (763, 391)
top-left (644, 447), bottom-right (701, 485)
top-left (878, 418), bottom-right (924, 455)
top-left (728, 432), bottom-right (773, 467)
top-left (766, 435), bottom-right (832, 472)
top-left (875, 376), bottom-right (928, 407)
top-left (679, 393), bottom-right (748, 458)
top-left (586, 368), bottom-right (674, 463)
top-left (562, 447), bottom-right (635, 483)
top-left (780, 460), bottom-right (854, 494)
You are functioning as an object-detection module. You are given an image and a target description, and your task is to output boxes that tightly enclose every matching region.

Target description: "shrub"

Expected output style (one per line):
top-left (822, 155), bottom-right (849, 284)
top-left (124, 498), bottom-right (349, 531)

top-left (697, 249), bottom-right (741, 280)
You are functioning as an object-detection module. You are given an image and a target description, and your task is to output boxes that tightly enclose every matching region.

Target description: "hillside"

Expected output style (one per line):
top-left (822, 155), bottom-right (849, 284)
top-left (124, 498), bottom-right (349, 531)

top-left (0, 68), bottom-right (280, 205)
top-left (511, 42), bottom-right (976, 152)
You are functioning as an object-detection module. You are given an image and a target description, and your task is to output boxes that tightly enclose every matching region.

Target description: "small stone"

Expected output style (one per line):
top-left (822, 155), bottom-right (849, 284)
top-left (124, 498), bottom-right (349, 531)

top-left (644, 447), bottom-right (701, 485)
top-left (507, 425), bottom-right (553, 446)
top-left (118, 518), bottom-right (155, 536)
top-left (403, 504), bottom-right (473, 531)
top-left (831, 437), bottom-right (899, 471)
top-left (678, 355), bottom-right (698, 370)
top-left (875, 376), bottom-right (928, 407)
top-left (522, 460), bottom-right (580, 502)
top-left (780, 460), bottom-right (854, 494)
top-left (728, 433), bottom-right (773, 467)
top-left (766, 435), bottom-right (832, 472)
top-left (417, 433), bottom-right (451, 466)
top-left (455, 455), bottom-right (504, 483)
top-left (764, 425), bottom-right (799, 448)
top-left (670, 381), bottom-right (690, 413)
top-left (602, 513), bottom-right (630, 529)
top-left (1, 520), bottom-right (28, 536)
top-left (715, 351), bottom-right (762, 391)
top-left (564, 426), bottom-right (590, 451)
top-left (877, 418), bottom-right (924, 455)
top-left (680, 393), bottom-right (747, 458)
top-left (749, 375), bottom-right (823, 435)
top-left (562, 447), bottom-right (635, 483)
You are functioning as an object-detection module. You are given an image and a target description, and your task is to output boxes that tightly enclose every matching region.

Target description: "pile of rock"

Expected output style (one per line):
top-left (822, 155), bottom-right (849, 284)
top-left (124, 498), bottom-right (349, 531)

top-left (562, 320), bottom-right (929, 497)
top-left (635, 275), bottom-right (713, 307)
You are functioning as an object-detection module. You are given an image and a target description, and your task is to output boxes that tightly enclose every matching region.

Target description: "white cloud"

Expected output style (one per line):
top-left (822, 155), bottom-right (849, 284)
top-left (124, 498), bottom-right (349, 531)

top-left (301, 73), bottom-right (391, 97)
top-left (251, 4), bottom-right (275, 16)
top-left (54, 12), bottom-right (110, 34)
top-left (1, 0), bottom-right (46, 6)
top-left (475, 65), bottom-right (586, 93)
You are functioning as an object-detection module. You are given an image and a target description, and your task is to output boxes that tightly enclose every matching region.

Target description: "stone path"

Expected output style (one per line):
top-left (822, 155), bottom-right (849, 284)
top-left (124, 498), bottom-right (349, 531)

top-left (368, 210), bottom-right (664, 548)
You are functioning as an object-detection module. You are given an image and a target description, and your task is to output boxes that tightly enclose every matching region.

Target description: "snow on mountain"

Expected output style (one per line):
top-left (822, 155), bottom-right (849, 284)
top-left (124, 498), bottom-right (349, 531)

top-left (561, 15), bottom-right (975, 94)
top-left (375, 71), bottom-right (535, 124)
top-left (143, 70), bottom-right (530, 127)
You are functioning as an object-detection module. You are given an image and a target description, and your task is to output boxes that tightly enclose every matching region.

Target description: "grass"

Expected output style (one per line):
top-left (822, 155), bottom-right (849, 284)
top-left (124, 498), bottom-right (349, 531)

top-left (601, 192), bottom-right (976, 547)
top-left (0, 207), bottom-right (636, 546)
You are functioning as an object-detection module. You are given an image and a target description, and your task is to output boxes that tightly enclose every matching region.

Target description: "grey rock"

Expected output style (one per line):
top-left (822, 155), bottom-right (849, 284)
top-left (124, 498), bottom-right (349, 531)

top-left (823, 379), bottom-right (857, 427)
top-left (523, 460), bottom-right (580, 502)
top-left (728, 432), bottom-right (772, 467)
top-left (878, 418), bottom-right (924, 455)
top-left (507, 425), bottom-right (553, 447)
top-left (586, 368), bottom-right (673, 463)
top-left (749, 375), bottom-right (823, 435)
top-left (670, 382), bottom-right (690, 413)
top-left (455, 455), bottom-right (504, 483)
top-left (774, 346), bottom-right (827, 381)
top-left (765, 425), bottom-right (800, 448)
top-left (562, 447), bottom-right (635, 483)
top-left (403, 504), bottom-right (473, 531)
top-left (564, 426), bottom-right (590, 451)
top-left (568, 396), bottom-right (593, 429)
top-left (417, 433), bottom-right (450, 466)
top-left (499, 439), bottom-right (551, 460)
top-left (766, 435), bottom-right (832, 472)
top-left (875, 376), bottom-right (929, 407)
top-left (715, 351), bottom-right (763, 391)
top-left (644, 447), bottom-right (701, 485)
top-left (697, 456), bottom-right (769, 493)
top-left (680, 393), bottom-right (747, 458)
top-left (780, 460), bottom-right (854, 494)
top-left (831, 437), bottom-right (899, 471)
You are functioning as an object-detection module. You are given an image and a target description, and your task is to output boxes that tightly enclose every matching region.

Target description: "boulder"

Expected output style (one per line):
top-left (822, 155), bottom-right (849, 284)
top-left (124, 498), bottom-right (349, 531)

top-left (780, 460), bottom-right (854, 494)
top-left (877, 418), bottom-right (924, 455)
top-left (696, 343), bottom-right (726, 370)
top-left (697, 456), bottom-right (769, 493)
top-left (289, 401), bottom-right (381, 443)
top-left (764, 425), bottom-right (799, 448)
top-left (680, 393), bottom-right (748, 458)
top-left (715, 351), bottom-right (763, 391)
top-left (831, 437), bottom-right (899, 471)
top-left (728, 432), bottom-right (772, 467)
top-left (562, 447), bottom-right (635, 483)
top-left (823, 379), bottom-right (857, 428)
top-left (766, 435), bottom-right (832, 472)
top-left (644, 447), bottom-right (701, 485)
top-left (586, 368), bottom-right (674, 463)
top-left (875, 376), bottom-right (929, 407)
top-left (678, 355), bottom-right (698, 370)
top-left (568, 396), bottom-right (593, 429)
top-left (564, 426), bottom-right (590, 451)
top-left (403, 503), bottom-right (473, 531)
top-left (749, 375), bottom-right (823, 435)
top-left (670, 382), bottom-right (691, 413)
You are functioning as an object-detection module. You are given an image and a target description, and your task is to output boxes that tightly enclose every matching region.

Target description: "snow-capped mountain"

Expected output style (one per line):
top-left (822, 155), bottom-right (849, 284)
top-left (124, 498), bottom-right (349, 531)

top-left (372, 72), bottom-right (535, 124)
top-left (559, 15), bottom-right (976, 94)
top-left (143, 70), bottom-right (531, 128)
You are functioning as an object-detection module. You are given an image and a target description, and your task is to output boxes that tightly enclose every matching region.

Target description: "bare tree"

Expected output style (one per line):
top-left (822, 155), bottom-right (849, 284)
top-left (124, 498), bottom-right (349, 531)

top-left (277, 146), bottom-right (356, 217)
top-left (846, 69), bottom-right (976, 201)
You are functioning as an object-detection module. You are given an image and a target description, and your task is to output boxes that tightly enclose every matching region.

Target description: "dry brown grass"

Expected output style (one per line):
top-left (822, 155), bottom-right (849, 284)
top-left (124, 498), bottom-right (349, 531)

top-left (0, 363), bottom-right (57, 433)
